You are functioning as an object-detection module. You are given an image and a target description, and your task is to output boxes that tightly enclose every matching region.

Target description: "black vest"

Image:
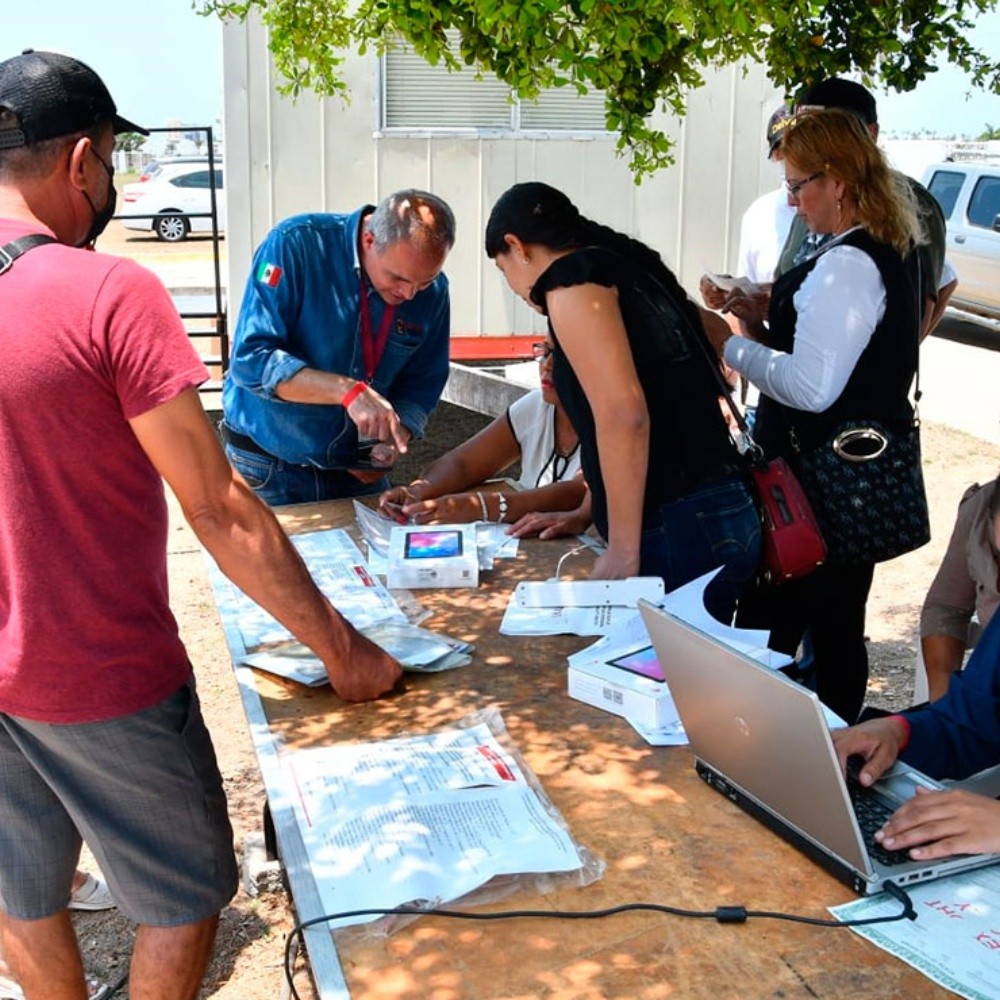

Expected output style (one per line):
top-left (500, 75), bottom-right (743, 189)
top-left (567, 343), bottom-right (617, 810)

top-left (755, 228), bottom-right (919, 460)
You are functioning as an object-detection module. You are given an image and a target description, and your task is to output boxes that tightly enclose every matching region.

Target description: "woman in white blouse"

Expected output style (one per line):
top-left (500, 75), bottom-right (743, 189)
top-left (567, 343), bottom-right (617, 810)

top-left (710, 108), bottom-right (924, 723)
top-left (378, 336), bottom-right (588, 534)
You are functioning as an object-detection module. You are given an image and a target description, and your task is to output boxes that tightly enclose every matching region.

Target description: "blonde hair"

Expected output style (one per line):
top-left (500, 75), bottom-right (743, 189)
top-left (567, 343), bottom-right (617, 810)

top-left (780, 108), bottom-right (923, 256)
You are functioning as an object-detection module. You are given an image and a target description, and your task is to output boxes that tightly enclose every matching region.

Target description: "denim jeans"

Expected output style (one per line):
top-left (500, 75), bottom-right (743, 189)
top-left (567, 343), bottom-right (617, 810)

top-left (224, 442), bottom-right (388, 507)
top-left (639, 476), bottom-right (762, 625)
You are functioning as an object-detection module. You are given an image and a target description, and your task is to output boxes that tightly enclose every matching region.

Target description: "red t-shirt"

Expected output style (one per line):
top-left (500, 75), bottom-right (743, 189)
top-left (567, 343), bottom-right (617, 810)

top-left (0, 220), bottom-right (208, 722)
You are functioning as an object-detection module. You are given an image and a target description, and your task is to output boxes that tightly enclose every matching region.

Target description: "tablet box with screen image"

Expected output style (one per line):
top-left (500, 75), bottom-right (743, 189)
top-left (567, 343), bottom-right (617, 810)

top-left (387, 524), bottom-right (479, 589)
top-left (568, 643), bottom-right (679, 729)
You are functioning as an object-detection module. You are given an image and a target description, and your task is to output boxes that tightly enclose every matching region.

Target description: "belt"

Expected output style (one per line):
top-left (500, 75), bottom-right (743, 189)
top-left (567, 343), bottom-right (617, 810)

top-left (219, 422), bottom-right (273, 459)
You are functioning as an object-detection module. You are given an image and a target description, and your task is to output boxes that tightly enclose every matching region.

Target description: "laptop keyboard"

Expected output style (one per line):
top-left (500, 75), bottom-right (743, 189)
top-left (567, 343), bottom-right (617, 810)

top-left (846, 775), bottom-right (913, 867)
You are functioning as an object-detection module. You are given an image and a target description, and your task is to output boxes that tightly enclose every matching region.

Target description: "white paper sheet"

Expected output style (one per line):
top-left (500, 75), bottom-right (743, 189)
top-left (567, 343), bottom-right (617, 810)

top-left (831, 866), bottom-right (1000, 1000)
top-left (281, 721), bottom-right (584, 928)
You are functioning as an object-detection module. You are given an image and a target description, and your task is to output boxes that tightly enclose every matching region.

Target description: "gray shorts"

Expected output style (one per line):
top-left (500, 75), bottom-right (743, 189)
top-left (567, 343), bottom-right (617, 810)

top-left (0, 680), bottom-right (239, 925)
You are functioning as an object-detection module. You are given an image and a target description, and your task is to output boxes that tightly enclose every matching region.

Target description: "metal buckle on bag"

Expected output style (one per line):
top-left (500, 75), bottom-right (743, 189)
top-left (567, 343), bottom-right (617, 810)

top-left (832, 426), bottom-right (888, 463)
top-left (0, 246), bottom-right (14, 276)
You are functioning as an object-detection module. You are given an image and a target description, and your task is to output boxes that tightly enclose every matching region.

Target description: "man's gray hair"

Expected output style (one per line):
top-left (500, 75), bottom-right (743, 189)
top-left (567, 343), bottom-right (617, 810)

top-left (365, 189), bottom-right (456, 254)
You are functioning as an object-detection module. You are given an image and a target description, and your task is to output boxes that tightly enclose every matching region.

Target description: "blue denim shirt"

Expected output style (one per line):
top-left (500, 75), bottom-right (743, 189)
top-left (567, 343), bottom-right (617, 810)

top-left (222, 209), bottom-right (451, 467)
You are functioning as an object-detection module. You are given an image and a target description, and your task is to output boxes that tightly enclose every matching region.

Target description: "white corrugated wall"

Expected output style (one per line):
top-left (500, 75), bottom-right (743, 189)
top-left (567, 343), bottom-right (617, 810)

top-left (221, 14), bottom-right (782, 338)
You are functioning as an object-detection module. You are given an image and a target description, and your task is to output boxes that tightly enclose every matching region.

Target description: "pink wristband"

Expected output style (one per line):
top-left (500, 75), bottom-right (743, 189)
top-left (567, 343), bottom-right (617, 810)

top-left (341, 381), bottom-right (365, 409)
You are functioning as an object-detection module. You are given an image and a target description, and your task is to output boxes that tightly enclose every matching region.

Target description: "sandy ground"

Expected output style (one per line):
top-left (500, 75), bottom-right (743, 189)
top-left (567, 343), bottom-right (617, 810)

top-left (64, 218), bottom-right (1000, 997)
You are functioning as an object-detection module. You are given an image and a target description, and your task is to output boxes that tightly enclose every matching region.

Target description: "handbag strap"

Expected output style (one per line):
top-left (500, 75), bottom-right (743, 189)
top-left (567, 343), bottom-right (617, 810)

top-left (0, 234), bottom-right (58, 276)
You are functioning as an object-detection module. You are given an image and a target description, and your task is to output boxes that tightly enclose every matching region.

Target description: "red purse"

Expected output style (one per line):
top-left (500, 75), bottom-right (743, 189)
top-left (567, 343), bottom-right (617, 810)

top-left (748, 455), bottom-right (827, 583)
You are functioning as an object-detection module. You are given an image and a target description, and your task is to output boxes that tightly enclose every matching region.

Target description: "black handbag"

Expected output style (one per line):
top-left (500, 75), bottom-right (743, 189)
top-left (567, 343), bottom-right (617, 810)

top-left (790, 418), bottom-right (930, 564)
top-left (786, 244), bottom-right (931, 566)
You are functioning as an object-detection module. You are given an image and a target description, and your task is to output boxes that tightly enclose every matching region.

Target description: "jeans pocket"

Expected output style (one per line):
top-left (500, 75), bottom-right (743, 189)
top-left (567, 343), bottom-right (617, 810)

top-left (226, 445), bottom-right (275, 490)
top-left (694, 486), bottom-right (761, 562)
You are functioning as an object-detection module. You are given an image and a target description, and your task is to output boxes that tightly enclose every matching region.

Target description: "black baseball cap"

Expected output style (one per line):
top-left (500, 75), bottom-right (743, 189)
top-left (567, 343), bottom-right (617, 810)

top-left (0, 49), bottom-right (147, 151)
top-left (795, 77), bottom-right (878, 127)
top-left (766, 105), bottom-right (793, 157)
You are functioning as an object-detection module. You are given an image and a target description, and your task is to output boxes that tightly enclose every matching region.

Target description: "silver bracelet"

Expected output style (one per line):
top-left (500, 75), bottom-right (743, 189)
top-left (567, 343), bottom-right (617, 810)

top-left (475, 491), bottom-right (489, 521)
top-left (496, 493), bottom-right (508, 523)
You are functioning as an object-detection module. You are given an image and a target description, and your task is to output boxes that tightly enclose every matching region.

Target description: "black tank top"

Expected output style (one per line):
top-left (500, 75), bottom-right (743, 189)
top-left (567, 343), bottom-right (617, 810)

top-left (531, 247), bottom-right (741, 539)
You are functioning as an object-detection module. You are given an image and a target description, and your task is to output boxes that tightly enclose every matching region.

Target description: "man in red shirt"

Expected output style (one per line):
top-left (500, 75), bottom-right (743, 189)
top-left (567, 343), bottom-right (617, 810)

top-left (0, 50), bottom-right (401, 999)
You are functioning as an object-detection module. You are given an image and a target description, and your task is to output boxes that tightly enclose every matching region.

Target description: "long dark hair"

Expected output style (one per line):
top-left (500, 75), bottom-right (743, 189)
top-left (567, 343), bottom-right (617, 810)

top-left (485, 182), bottom-right (701, 330)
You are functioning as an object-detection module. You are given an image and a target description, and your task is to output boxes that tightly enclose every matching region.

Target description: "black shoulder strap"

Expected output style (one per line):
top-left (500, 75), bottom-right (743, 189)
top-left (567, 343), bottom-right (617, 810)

top-left (0, 234), bottom-right (58, 276)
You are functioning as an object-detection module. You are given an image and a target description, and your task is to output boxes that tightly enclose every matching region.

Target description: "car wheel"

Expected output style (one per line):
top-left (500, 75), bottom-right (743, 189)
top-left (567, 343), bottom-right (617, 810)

top-left (155, 213), bottom-right (190, 242)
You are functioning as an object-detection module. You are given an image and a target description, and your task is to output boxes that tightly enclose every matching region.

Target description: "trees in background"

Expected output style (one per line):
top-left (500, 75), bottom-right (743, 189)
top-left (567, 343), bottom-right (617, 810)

top-left (200, 0), bottom-right (1000, 177)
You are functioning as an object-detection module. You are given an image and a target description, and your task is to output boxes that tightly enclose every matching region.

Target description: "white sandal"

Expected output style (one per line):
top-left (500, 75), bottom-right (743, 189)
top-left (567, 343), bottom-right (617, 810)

top-left (68, 873), bottom-right (115, 912)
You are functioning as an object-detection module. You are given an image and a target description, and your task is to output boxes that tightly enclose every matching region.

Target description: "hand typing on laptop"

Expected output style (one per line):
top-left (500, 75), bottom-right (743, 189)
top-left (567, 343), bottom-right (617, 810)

top-left (834, 717), bottom-right (1000, 862)
top-left (832, 716), bottom-right (910, 788)
top-left (875, 788), bottom-right (1000, 861)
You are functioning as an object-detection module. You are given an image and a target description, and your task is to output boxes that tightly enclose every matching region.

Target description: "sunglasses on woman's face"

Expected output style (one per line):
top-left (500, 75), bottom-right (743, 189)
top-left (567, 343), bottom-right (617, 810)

top-left (532, 343), bottom-right (555, 362)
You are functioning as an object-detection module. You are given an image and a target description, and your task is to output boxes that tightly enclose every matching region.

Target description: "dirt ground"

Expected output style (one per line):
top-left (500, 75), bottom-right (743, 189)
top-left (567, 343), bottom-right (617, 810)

top-left (67, 220), bottom-right (1000, 997)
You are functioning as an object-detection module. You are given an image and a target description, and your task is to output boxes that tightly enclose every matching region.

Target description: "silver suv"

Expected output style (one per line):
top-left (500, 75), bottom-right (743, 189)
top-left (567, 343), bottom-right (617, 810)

top-left (923, 160), bottom-right (1000, 321)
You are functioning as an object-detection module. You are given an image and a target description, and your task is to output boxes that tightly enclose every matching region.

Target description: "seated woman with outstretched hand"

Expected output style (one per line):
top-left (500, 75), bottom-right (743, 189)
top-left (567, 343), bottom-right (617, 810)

top-left (378, 337), bottom-right (589, 534)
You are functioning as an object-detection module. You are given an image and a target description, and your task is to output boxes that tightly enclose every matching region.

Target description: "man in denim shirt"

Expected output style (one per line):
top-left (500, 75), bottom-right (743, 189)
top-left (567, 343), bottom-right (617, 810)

top-left (222, 190), bottom-right (455, 505)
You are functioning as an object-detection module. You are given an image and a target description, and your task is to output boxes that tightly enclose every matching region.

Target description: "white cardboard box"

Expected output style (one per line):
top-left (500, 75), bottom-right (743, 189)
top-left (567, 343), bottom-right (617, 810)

top-left (567, 658), bottom-right (680, 730)
top-left (387, 524), bottom-right (479, 589)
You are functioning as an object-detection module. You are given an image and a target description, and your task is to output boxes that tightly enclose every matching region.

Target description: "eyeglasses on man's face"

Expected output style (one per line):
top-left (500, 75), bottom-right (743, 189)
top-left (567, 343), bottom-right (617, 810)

top-left (532, 342), bottom-right (554, 362)
top-left (783, 171), bottom-right (824, 198)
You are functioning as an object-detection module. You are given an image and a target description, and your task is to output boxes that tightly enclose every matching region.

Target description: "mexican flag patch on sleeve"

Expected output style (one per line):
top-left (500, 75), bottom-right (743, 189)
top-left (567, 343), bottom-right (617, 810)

top-left (257, 261), bottom-right (283, 287)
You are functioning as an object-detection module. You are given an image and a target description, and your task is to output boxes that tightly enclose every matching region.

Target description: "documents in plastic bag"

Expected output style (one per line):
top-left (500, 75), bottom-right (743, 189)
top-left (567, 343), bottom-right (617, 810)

top-left (281, 708), bottom-right (604, 936)
top-left (205, 527), bottom-right (407, 650)
top-left (242, 621), bottom-right (474, 687)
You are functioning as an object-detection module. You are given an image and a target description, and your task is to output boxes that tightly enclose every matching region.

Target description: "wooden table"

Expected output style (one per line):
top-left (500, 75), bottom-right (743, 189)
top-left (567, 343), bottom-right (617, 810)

top-left (210, 500), bottom-right (950, 1000)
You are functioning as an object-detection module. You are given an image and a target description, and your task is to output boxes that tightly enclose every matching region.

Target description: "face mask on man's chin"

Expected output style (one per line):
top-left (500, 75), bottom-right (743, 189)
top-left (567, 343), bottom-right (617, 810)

top-left (77, 176), bottom-right (117, 249)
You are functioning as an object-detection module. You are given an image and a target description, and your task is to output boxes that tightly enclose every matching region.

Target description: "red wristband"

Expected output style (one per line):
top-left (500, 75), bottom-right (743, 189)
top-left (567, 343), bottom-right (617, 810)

top-left (341, 381), bottom-right (365, 409)
top-left (889, 714), bottom-right (911, 752)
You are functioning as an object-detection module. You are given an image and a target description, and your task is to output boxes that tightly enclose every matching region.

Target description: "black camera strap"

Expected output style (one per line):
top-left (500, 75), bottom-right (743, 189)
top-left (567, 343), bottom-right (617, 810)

top-left (0, 233), bottom-right (58, 276)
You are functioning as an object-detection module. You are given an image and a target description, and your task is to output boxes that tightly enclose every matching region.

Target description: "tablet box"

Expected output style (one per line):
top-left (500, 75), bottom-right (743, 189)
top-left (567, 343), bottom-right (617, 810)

top-left (567, 655), bottom-right (679, 730)
top-left (387, 524), bottom-right (479, 589)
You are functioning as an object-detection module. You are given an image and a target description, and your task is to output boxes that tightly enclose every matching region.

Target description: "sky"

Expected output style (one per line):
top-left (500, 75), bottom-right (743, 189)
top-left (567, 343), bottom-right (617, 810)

top-left (7, 0), bottom-right (223, 131)
top-left (4, 1), bottom-right (1000, 141)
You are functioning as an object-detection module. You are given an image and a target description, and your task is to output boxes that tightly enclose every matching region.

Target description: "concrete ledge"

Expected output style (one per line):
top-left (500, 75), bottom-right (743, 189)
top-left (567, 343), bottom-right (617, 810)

top-left (441, 363), bottom-right (529, 419)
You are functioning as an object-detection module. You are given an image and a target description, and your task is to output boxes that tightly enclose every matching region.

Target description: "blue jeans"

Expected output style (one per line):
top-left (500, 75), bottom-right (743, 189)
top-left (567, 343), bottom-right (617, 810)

top-left (639, 477), bottom-right (761, 624)
top-left (224, 442), bottom-right (389, 507)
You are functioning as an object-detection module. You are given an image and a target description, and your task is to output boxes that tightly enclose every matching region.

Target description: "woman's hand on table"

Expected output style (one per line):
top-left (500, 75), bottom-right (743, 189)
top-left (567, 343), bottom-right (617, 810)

top-left (398, 491), bottom-right (483, 525)
top-left (507, 508), bottom-right (591, 540)
top-left (589, 545), bottom-right (639, 580)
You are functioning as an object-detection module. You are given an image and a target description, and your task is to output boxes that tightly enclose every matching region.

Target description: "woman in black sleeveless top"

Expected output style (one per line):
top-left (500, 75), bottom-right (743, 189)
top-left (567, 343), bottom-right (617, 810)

top-left (485, 183), bottom-right (761, 623)
top-left (717, 109), bottom-right (924, 722)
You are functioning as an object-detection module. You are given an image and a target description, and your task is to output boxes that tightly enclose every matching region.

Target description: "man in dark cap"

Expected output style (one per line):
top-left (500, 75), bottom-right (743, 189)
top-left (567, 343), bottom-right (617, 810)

top-left (0, 50), bottom-right (401, 999)
top-left (774, 77), bottom-right (956, 336)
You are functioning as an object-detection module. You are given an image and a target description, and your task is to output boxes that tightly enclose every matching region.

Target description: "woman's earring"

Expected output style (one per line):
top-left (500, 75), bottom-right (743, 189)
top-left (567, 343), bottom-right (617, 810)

top-left (522, 256), bottom-right (530, 264)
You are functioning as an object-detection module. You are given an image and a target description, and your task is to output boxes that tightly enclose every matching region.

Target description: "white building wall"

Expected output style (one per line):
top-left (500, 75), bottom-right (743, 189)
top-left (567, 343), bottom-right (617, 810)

top-left (222, 15), bottom-right (782, 337)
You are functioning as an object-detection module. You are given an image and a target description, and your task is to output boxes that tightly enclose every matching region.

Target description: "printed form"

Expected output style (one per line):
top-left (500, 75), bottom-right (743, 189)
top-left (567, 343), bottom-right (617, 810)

top-left (281, 721), bottom-right (585, 929)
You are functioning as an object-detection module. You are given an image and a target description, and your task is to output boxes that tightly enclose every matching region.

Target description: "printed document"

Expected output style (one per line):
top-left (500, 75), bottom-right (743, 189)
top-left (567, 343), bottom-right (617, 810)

top-left (831, 865), bottom-right (1000, 1000)
top-left (206, 528), bottom-right (406, 650)
top-left (282, 721), bottom-right (585, 929)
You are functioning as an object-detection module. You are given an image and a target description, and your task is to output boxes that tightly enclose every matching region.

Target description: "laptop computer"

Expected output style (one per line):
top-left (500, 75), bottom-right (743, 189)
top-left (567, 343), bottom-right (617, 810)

top-left (638, 599), bottom-right (1000, 895)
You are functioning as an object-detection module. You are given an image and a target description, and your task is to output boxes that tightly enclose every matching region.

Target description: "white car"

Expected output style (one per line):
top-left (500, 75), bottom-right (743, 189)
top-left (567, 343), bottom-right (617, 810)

top-left (120, 163), bottom-right (226, 242)
top-left (922, 160), bottom-right (1000, 320)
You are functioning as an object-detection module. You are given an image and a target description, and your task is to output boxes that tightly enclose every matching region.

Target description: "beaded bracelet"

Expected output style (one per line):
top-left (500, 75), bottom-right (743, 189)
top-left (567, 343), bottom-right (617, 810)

top-left (341, 381), bottom-right (365, 409)
top-left (496, 493), bottom-right (508, 522)
top-left (475, 491), bottom-right (489, 522)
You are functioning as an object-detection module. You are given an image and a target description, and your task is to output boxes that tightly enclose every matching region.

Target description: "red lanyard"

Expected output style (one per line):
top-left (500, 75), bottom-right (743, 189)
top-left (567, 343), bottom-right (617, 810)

top-left (358, 274), bottom-right (396, 383)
